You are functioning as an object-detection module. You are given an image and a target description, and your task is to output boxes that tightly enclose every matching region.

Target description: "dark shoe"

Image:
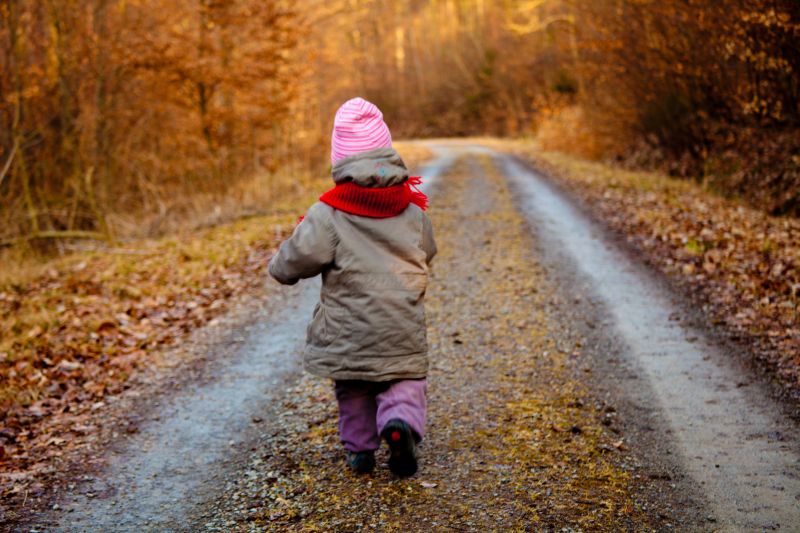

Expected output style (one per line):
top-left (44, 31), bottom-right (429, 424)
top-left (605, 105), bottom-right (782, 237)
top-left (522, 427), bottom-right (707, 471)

top-left (346, 450), bottom-right (375, 474)
top-left (381, 419), bottom-right (418, 477)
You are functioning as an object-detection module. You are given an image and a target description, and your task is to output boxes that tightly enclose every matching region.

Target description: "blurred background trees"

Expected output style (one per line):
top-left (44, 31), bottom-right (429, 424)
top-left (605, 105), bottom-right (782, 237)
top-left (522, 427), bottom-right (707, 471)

top-left (1, 0), bottom-right (798, 249)
top-left (0, 0), bottom-right (298, 245)
top-left (303, 0), bottom-right (798, 213)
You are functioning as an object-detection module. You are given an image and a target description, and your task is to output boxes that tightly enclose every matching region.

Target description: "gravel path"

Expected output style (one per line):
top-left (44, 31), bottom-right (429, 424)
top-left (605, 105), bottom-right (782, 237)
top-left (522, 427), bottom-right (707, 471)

top-left (194, 153), bottom-right (678, 531)
top-left (501, 152), bottom-right (800, 531)
top-left (26, 143), bottom-right (800, 532)
top-left (42, 280), bottom-right (315, 532)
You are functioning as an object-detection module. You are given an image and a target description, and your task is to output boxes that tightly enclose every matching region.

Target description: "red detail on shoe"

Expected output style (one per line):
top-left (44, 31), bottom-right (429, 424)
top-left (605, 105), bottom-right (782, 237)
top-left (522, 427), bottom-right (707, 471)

top-left (390, 431), bottom-right (401, 442)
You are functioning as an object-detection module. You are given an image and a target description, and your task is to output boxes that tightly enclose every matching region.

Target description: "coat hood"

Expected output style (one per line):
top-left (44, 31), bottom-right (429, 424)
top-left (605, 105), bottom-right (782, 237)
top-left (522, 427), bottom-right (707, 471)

top-left (331, 147), bottom-right (409, 188)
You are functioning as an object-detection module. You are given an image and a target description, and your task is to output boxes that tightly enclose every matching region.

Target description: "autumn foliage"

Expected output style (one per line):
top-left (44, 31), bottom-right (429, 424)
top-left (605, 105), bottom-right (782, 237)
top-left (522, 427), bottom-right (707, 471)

top-left (0, 1), bottom-right (799, 518)
top-left (1, 0), bottom-right (798, 250)
top-left (0, 0), bottom-right (300, 246)
top-left (309, 0), bottom-right (800, 214)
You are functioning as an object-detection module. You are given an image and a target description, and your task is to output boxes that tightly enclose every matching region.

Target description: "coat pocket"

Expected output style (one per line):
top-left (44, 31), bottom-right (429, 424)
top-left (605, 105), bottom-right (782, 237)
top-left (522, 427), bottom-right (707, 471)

top-left (307, 303), bottom-right (345, 347)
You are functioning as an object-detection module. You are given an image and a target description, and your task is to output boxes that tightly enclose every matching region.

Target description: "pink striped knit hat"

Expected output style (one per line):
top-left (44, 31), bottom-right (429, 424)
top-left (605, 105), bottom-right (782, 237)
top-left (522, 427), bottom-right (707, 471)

top-left (331, 97), bottom-right (393, 164)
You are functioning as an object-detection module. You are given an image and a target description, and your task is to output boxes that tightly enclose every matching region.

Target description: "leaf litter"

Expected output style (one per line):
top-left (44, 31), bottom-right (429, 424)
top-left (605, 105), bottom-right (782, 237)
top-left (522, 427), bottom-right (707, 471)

top-left (0, 207), bottom-right (310, 516)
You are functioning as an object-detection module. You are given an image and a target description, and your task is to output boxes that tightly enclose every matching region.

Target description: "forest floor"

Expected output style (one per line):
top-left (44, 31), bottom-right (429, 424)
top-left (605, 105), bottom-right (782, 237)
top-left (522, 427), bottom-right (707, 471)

top-left (3, 141), bottom-right (800, 531)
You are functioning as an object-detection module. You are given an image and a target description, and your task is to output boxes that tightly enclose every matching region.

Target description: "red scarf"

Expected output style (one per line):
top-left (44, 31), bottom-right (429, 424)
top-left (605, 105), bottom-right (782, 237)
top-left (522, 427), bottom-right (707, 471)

top-left (319, 176), bottom-right (428, 218)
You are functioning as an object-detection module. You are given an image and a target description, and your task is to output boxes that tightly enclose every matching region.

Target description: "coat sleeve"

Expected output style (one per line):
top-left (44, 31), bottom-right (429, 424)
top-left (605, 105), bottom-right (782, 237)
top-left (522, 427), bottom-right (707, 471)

top-left (268, 203), bottom-right (337, 285)
top-left (421, 211), bottom-right (437, 266)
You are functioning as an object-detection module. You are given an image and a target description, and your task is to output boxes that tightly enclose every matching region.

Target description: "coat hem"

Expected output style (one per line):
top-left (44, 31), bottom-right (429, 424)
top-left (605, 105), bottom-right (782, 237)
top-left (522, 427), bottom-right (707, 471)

top-left (302, 350), bottom-right (428, 381)
top-left (305, 367), bottom-right (428, 382)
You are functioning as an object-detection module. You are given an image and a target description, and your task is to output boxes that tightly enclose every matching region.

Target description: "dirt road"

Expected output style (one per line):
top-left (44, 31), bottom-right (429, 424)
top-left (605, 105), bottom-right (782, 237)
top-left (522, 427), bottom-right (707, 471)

top-left (25, 143), bottom-right (800, 532)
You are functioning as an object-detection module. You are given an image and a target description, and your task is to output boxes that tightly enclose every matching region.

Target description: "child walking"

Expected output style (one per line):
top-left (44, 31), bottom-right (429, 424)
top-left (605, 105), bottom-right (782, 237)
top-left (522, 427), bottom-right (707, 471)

top-left (268, 97), bottom-right (436, 477)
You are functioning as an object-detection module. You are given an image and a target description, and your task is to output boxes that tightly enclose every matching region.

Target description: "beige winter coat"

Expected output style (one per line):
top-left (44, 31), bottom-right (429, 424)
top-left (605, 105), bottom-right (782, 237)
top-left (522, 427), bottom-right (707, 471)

top-left (268, 148), bottom-right (437, 381)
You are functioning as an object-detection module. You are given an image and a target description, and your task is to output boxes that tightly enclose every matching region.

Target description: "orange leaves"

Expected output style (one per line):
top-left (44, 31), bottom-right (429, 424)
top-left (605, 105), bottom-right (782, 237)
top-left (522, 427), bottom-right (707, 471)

top-left (1, 0), bottom-right (305, 249)
top-left (0, 211), bottom-right (301, 481)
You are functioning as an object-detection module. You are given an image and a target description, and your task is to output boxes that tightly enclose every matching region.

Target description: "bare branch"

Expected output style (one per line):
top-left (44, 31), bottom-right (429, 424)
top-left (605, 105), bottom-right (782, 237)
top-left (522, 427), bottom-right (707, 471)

top-left (0, 138), bottom-right (18, 190)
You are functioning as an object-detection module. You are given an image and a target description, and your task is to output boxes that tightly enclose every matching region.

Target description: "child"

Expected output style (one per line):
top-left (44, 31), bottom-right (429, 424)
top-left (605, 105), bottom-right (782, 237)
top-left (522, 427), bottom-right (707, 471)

top-left (268, 97), bottom-right (436, 477)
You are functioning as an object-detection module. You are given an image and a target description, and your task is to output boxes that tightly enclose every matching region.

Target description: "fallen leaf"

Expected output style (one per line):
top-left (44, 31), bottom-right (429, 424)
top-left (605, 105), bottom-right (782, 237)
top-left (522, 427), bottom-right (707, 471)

top-left (97, 320), bottom-right (118, 334)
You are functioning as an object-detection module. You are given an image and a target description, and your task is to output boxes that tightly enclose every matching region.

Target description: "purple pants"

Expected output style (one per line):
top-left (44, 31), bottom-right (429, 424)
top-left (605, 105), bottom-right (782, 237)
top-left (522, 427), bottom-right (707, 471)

top-left (334, 378), bottom-right (427, 452)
